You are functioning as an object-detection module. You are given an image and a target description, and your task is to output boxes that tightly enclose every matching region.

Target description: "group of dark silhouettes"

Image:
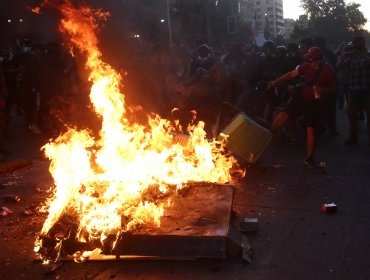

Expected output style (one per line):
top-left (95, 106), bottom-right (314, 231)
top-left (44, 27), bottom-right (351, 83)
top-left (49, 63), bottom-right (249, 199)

top-left (0, 35), bottom-right (369, 166)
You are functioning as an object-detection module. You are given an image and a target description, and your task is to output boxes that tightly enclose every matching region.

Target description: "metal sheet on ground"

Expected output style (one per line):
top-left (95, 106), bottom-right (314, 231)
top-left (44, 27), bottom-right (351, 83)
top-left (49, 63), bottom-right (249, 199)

top-left (60, 184), bottom-right (236, 260)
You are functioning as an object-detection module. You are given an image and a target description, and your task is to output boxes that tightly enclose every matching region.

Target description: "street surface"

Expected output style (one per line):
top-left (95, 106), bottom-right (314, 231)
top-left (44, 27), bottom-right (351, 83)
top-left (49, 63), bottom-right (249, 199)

top-left (0, 109), bottom-right (369, 280)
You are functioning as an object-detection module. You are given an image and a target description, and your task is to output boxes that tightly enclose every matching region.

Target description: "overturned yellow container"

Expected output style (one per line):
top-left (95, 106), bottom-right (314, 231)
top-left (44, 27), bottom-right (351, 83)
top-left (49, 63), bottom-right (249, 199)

top-left (218, 113), bottom-right (273, 164)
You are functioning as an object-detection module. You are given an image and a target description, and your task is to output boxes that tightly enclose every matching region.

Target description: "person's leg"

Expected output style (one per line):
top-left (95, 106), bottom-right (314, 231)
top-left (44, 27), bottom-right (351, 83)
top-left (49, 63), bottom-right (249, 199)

top-left (27, 90), bottom-right (42, 134)
top-left (303, 100), bottom-right (322, 168)
top-left (338, 85), bottom-right (345, 109)
top-left (271, 111), bottom-right (289, 133)
top-left (327, 93), bottom-right (339, 135)
top-left (304, 126), bottom-right (317, 168)
top-left (364, 97), bottom-right (370, 145)
top-left (306, 126), bottom-right (315, 159)
top-left (346, 96), bottom-right (359, 145)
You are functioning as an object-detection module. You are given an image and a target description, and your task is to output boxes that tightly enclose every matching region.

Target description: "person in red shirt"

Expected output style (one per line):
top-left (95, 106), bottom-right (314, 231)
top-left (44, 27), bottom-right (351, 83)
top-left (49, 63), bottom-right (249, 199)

top-left (267, 47), bottom-right (338, 168)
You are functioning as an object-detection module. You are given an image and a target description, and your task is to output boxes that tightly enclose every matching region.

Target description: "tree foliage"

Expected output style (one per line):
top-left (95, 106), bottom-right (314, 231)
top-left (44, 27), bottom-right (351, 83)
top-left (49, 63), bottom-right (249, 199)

top-left (296, 0), bottom-right (367, 44)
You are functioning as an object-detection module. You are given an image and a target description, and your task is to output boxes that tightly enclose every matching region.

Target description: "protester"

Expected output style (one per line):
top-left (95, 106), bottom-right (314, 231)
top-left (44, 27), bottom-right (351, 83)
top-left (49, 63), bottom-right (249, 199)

top-left (337, 36), bottom-right (370, 145)
top-left (286, 43), bottom-right (303, 70)
top-left (267, 47), bottom-right (338, 168)
top-left (0, 32), bottom-right (361, 166)
top-left (221, 38), bottom-right (248, 80)
top-left (0, 67), bottom-right (8, 159)
top-left (336, 42), bottom-right (353, 109)
top-left (16, 39), bottom-right (43, 134)
top-left (183, 62), bottom-right (250, 137)
top-left (313, 35), bottom-right (339, 136)
top-left (37, 42), bottom-right (67, 136)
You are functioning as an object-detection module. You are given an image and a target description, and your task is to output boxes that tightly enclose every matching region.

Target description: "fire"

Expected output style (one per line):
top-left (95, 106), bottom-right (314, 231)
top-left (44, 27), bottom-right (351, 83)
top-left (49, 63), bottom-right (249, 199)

top-left (35, 0), bottom-right (243, 261)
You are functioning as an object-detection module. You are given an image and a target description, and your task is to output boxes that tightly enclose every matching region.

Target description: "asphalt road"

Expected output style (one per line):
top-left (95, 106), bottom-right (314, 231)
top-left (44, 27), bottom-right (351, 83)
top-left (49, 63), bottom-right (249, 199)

top-left (0, 108), bottom-right (369, 280)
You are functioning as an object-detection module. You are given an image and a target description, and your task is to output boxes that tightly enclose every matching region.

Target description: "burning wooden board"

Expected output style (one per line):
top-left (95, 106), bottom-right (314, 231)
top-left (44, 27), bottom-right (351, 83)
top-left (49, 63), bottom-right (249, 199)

top-left (39, 183), bottom-right (238, 261)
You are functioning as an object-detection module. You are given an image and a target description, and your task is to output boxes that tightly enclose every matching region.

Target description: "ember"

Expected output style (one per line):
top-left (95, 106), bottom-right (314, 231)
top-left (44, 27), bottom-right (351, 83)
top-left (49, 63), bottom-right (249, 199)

top-left (34, 0), bottom-right (244, 262)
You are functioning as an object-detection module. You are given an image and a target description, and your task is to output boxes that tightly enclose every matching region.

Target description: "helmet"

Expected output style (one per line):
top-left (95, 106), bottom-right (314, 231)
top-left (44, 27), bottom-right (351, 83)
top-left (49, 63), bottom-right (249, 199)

top-left (304, 47), bottom-right (322, 62)
top-left (276, 45), bottom-right (287, 56)
top-left (263, 40), bottom-right (275, 50)
top-left (197, 44), bottom-right (211, 58)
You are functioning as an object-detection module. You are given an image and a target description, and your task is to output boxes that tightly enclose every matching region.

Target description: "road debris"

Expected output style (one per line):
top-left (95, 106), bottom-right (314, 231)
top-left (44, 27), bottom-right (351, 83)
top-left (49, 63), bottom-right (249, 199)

top-left (22, 210), bottom-right (34, 216)
top-left (241, 235), bottom-right (254, 263)
top-left (0, 206), bottom-right (13, 217)
top-left (0, 160), bottom-right (32, 177)
top-left (35, 186), bottom-right (42, 193)
top-left (322, 203), bottom-right (337, 214)
top-left (3, 195), bottom-right (21, 203)
top-left (2, 181), bottom-right (17, 187)
top-left (319, 161), bottom-right (327, 174)
top-left (240, 217), bottom-right (259, 232)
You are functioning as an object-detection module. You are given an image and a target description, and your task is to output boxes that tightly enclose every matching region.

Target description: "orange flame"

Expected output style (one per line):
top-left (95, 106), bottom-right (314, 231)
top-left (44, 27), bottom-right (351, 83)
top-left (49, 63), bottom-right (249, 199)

top-left (29, 0), bottom-right (50, 14)
top-left (31, 7), bottom-right (41, 14)
top-left (35, 0), bottom-right (243, 261)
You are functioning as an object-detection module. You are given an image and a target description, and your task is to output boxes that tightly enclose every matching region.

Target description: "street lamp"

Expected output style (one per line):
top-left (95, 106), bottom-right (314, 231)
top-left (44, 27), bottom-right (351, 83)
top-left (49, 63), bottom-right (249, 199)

top-left (166, 0), bottom-right (173, 48)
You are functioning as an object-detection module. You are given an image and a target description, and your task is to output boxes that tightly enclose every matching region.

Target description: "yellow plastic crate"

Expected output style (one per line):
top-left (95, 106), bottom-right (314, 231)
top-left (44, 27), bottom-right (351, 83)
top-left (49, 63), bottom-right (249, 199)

top-left (218, 113), bottom-right (273, 164)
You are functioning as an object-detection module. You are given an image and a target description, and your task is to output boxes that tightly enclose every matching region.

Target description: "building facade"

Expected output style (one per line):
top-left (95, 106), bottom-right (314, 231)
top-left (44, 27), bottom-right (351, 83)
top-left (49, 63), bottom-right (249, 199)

top-left (237, 0), bottom-right (255, 23)
top-left (253, 0), bottom-right (284, 38)
top-left (283, 18), bottom-right (296, 39)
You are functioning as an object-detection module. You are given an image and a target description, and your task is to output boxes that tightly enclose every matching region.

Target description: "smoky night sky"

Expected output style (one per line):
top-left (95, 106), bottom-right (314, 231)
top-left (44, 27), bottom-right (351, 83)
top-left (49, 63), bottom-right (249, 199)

top-left (0, 0), bottom-right (60, 48)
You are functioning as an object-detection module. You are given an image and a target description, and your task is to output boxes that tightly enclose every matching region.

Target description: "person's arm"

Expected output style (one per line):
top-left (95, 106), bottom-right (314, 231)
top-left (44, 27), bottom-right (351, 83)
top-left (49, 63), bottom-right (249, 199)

top-left (336, 52), bottom-right (351, 69)
top-left (355, 51), bottom-right (370, 63)
top-left (266, 69), bottom-right (299, 90)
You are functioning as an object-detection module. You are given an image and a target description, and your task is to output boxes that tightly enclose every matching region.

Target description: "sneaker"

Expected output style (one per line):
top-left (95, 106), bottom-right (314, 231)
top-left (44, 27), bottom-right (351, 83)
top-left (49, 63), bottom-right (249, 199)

top-left (28, 124), bottom-right (42, 135)
top-left (345, 136), bottom-right (357, 146)
top-left (304, 157), bottom-right (317, 169)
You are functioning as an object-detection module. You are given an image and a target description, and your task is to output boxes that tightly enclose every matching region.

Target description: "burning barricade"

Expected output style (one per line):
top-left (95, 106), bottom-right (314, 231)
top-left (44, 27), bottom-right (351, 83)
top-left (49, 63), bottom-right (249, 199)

top-left (33, 0), bottom-right (244, 263)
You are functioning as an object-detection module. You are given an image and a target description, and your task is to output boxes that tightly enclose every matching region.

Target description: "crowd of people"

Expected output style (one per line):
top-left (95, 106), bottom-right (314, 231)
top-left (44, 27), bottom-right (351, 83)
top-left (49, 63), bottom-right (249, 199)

top-left (0, 38), bottom-right (85, 159)
top-left (0, 34), bottom-right (369, 166)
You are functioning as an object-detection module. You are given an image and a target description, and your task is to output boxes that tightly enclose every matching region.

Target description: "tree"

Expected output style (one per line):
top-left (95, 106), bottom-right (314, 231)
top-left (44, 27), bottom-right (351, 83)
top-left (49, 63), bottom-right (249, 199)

top-left (298, 0), bottom-right (367, 44)
top-left (346, 3), bottom-right (367, 32)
